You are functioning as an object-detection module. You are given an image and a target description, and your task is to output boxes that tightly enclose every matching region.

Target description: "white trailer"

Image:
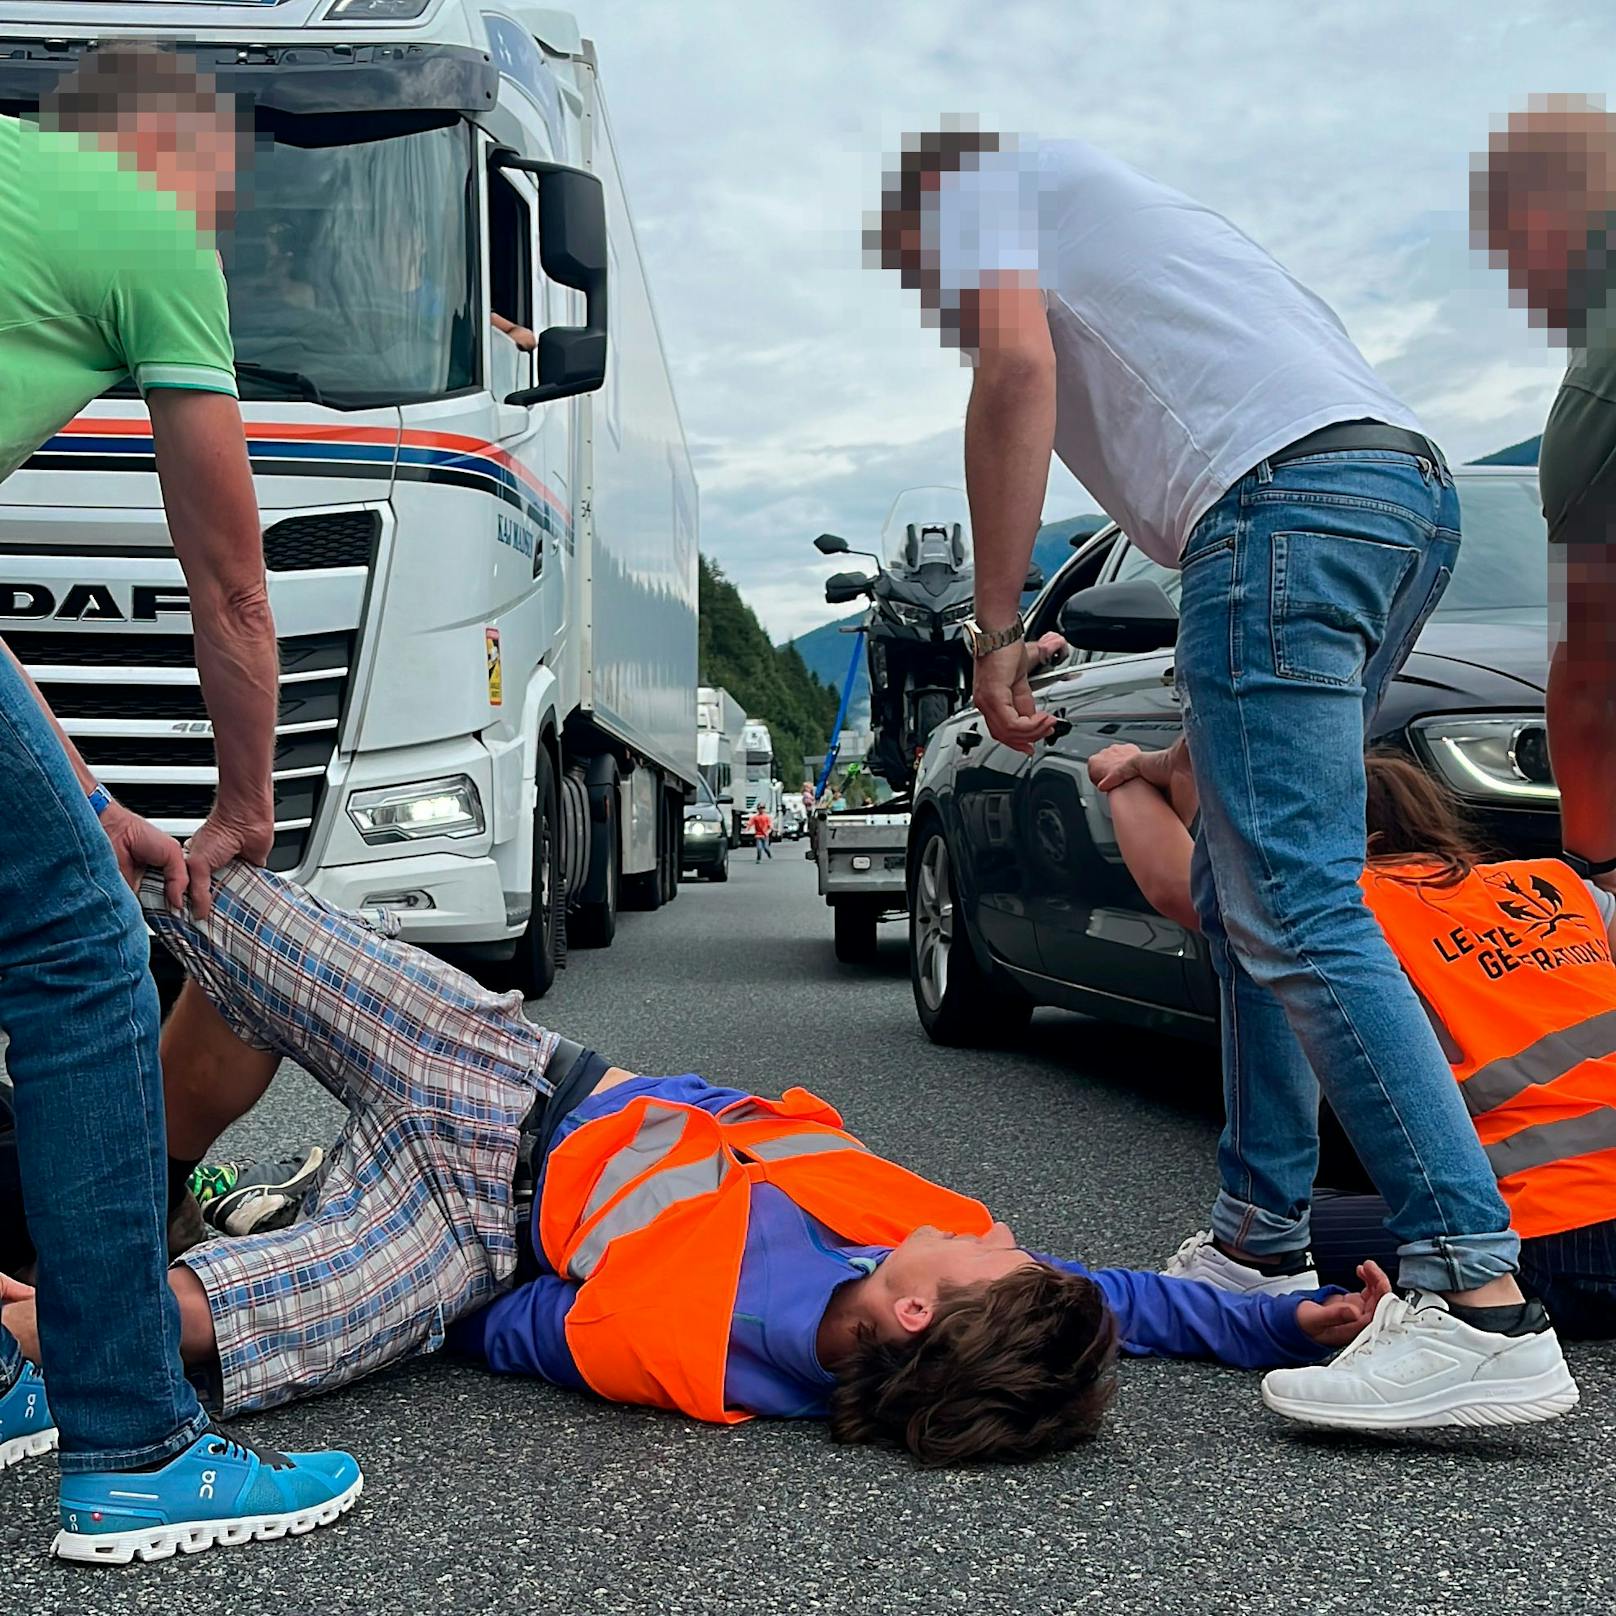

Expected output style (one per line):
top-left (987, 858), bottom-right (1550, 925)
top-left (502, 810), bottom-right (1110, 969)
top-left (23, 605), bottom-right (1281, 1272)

top-left (696, 684), bottom-right (746, 844)
top-left (0, 1), bottom-right (698, 996)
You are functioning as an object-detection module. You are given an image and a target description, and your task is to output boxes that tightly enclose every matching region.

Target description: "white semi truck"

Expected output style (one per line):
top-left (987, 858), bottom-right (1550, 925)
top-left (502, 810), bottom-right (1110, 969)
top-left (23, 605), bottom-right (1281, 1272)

top-left (696, 684), bottom-right (746, 845)
top-left (0, 1), bottom-right (698, 997)
top-left (737, 719), bottom-right (780, 841)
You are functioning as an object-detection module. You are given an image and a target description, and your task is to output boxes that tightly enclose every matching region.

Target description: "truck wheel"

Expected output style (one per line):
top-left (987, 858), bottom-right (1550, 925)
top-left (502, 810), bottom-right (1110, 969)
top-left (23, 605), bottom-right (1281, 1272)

top-left (909, 822), bottom-right (1032, 1046)
top-left (662, 796), bottom-right (679, 902)
top-left (571, 781), bottom-right (619, 948)
top-left (833, 898), bottom-right (880, 965)
top-left (491, 747), bottom-right (562, 999)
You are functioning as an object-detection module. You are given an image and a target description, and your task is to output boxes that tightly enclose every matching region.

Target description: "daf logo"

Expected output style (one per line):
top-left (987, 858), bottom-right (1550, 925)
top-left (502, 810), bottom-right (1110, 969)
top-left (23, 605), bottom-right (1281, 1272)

top-left (0, 583), bottom-right (190, 622)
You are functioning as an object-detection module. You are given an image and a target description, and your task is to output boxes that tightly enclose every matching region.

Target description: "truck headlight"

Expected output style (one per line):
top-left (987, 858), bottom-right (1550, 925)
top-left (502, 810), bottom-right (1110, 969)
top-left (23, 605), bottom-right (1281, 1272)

top-left (347, 776), bottom-right (485, 844)
top-left (321, 0), bottom-right (433, 20)
top-left (1411, 717), bottom-right (1558, 804)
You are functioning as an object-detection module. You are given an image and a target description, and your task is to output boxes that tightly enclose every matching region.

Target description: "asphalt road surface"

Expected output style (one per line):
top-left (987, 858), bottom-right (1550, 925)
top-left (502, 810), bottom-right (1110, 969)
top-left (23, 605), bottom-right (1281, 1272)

top-left (5, 850), bottom-right (1615, 1616)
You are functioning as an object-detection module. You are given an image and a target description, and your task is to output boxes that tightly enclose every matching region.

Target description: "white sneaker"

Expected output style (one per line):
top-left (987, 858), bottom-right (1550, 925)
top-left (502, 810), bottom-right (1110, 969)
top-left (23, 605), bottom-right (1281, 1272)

top-left (1262, 1291), bottom-right (1580, 1432)
top-left (1162, 1230), bottom-right (1319, 1297)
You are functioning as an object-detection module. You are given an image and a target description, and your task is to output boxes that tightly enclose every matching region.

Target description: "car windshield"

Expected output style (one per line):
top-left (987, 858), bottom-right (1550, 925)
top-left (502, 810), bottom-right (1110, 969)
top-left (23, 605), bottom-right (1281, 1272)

top-left (880, 486), bottom-right (974, 571)
top-left (222, 120), bottom-right (475, 408)
top-left (1107, 470), bottom-right (1547, 624)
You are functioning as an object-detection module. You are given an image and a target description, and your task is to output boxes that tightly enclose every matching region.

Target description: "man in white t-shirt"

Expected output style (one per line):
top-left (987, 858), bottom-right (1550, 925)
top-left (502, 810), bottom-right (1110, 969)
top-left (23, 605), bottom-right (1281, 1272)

top-left (872, 130), bottom-right (1577, 1432)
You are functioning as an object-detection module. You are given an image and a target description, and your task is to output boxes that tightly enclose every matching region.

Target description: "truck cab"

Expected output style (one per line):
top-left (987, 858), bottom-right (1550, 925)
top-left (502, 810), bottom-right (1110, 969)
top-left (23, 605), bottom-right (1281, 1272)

top-left (0, 2), bottom-right (698, 995)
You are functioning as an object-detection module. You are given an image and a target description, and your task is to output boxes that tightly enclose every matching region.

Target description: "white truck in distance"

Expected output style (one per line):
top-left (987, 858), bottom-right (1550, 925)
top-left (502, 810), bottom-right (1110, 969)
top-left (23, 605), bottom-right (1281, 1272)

top-left (737, 719), bottom-right (780, 841)
top-left (0, 1), bottom-right (698, 997)
top-left (696, 684), bottom-right (746, 845)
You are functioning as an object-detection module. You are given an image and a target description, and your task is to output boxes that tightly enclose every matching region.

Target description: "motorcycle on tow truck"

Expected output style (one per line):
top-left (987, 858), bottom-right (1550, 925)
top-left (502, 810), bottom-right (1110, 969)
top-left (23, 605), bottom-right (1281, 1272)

top-left (807, 488), bottom-right (1043, 962)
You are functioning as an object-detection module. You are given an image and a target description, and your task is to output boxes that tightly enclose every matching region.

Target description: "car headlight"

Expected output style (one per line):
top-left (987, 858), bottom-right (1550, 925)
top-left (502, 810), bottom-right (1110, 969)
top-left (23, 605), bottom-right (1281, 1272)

top-left (1411, 717), bottom-right (1557, 804)
top-left (684, 818), bottom-right (720, 837)
top-left (322, 0), bottom-right (432, 19)
top-left (347, 775), bottom-right (485, 844)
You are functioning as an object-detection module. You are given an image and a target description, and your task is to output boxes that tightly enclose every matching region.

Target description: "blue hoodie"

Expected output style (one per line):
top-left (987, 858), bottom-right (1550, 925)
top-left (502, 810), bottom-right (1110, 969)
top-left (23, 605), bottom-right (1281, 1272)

top-left (451, 1076), bottom-right (1334, 1416)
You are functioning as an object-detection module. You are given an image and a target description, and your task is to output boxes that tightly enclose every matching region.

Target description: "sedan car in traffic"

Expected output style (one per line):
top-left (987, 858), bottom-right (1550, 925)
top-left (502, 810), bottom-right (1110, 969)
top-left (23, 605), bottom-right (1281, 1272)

top-left (682, 777), bottom-right (731, 882)
top-left (907, 466), bottom-right (1557, 1048)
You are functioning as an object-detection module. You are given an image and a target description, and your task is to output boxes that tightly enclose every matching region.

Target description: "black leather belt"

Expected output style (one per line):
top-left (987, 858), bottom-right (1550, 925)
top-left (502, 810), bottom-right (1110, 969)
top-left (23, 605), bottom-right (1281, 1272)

top-left (513, 1035), bottom-right (587, 1209)
top-left (1267, 420), bottom-right (1446, 472)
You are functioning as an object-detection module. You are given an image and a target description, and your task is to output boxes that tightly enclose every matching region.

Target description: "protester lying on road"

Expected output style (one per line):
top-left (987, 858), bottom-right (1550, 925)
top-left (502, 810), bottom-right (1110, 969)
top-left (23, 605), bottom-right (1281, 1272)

top-left (0, 864), bottom-right (1390, 1469)
top-left (1093, 741), bottom-right (1616, 1352)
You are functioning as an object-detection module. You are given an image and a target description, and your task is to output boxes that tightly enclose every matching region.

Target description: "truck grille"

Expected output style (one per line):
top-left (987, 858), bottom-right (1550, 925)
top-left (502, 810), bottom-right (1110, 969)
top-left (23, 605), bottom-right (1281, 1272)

top-left (23, 629), bottom-right (355, 874)
top-left (264, 511), bottom-right (379, 573)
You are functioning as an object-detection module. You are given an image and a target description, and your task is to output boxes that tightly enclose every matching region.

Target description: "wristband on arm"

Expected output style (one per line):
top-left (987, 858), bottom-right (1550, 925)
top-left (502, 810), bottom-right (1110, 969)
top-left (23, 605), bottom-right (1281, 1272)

top-left (86, 784), bottom-right (114, 818)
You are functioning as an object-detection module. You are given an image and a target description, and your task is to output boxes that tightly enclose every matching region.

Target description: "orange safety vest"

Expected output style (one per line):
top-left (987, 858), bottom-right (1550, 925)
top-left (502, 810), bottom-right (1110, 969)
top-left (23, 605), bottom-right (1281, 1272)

top-left (537, 1086), bottom-right (992, 1422)
top-left (1361, 857), bottom-right (1616, 1239)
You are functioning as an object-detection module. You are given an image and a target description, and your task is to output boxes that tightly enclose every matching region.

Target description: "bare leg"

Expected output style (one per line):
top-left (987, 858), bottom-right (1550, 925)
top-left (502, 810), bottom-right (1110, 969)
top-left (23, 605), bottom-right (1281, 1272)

top-left (162, 981), bottom-right (281, 1160)
top-left (5, 1268), bottom-right (217, 1371)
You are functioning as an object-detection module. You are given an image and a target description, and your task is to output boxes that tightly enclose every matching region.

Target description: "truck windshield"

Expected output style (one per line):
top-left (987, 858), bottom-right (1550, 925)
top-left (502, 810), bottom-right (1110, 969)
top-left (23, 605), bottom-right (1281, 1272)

top-left (219, 119), bottom-right (475, 409)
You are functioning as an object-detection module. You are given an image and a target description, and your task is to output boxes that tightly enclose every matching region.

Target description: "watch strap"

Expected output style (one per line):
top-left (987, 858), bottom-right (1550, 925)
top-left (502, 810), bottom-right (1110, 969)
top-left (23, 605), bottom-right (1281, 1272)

top-left (966, 617), bottom-right (1026, 658)
top-left (1564, 849), bottom-right (1616, 879)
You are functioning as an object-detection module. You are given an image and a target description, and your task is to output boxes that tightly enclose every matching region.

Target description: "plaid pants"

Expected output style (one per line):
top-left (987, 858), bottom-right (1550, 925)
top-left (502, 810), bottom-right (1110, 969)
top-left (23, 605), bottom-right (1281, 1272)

top-left (142, 864), bottom-right (559, 1416)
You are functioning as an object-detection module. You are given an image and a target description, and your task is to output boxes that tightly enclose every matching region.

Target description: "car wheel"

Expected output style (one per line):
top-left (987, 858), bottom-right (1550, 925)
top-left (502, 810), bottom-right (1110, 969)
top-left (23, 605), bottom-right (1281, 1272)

top-left (910, 822), bottom-right (1032, 1046)
top-left (833, 897), bottom-right (880, 964)
top-left (709, 855), bottom-right (729, 884)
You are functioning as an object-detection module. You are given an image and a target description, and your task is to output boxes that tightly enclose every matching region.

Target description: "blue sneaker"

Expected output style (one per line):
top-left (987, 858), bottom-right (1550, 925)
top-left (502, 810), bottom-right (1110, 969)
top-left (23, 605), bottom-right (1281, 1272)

top-left (0, 1360), bottom-right (57, 1471)
top-left (53, 1424), bottom-right (362, 1564)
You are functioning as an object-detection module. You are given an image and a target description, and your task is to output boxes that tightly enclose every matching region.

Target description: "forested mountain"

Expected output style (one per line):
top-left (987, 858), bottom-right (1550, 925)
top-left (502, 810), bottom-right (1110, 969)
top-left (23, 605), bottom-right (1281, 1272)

top-left (699, 555), bottom-right (841, 787)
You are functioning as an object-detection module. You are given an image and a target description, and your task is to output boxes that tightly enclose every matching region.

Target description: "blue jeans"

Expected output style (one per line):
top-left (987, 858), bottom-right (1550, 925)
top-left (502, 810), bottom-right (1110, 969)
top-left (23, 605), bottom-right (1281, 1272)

top-left (0, 651), bottom-right (208, 1471)
top-left (1176, 447), bottom-right (1521, 1294)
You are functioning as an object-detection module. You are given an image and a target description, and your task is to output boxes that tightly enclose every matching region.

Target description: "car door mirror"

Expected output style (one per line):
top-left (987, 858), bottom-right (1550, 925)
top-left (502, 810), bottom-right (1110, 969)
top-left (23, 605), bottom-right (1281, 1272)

top-left (1023, 564), bottom-right (1045, 593)
top-left (1058, 580), bottom-right (1179, 652)
top-left (815, 533), bottom-right (850, 555)
top-left (824, 570), bottom-right (872, 605)
top-left (490, 149), bottom-right (608, 407)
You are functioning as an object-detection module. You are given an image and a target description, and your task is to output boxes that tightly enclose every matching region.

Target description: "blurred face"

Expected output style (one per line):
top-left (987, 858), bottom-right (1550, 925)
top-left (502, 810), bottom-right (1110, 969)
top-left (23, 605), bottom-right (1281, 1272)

top-left (872, 1222), bottom-right (1038, 1339)
top-left (122, 103), bottom-right (241, 230)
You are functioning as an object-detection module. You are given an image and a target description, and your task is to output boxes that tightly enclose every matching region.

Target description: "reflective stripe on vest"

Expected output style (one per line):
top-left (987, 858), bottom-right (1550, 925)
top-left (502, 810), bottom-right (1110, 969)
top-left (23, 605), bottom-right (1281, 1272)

top-left (1486, 1107), bottom-right (1616, 1179)
top-left (566, 1112), bottom-right (869, 1279)
top-left (1461, 1008), bottom-right (1616, 1117)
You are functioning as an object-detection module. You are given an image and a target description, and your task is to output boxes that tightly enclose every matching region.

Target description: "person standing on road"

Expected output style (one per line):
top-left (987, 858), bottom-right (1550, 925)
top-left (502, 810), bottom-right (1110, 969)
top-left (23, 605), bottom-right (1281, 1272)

top-left (750, 807), bottom-right (775, 859)
top-left (1475, 97), bottom-right (1616, 905)
top-left (0, 45), bottom-right (358, 1562)
top-left (873, 129), bottom-right (1577, 1431)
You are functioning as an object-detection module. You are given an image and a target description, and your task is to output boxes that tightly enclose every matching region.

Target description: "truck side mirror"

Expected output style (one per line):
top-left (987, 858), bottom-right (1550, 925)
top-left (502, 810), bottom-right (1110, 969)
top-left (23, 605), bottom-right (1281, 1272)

top-left (824, 570), bottom-right (872, 605)
top-left (814, 533), bottom-right (850, 555)
top-left (1058, 580), bottom-right (1179, 653)
top-left (490, 149), bottom-right (609, 407)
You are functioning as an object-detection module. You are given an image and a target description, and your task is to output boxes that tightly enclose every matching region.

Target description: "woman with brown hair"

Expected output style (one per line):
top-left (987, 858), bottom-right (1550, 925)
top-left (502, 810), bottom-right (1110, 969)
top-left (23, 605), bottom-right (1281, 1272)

top-left (1095, 742), bottom-right (1616, 1341)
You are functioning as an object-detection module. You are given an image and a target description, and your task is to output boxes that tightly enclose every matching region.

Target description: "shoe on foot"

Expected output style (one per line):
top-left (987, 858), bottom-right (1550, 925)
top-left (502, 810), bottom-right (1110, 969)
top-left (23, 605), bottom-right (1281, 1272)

top-left (192, 1147), bottom-right (325, 1237)
top-left (53, 1424), bottom-right (361, 1564)
top-left (0, 1361), bottom-right (57, 1471)
top-left (1163, 1230), bottom-right (1319, 1297)
top-left (1262, 1290), bottom-right (1579, 1432)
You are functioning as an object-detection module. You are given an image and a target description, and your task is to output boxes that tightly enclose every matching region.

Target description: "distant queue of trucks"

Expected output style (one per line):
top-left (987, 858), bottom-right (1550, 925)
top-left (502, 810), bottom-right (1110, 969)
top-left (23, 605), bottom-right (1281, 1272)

top-left (693, 686), bottom-right (801, 847)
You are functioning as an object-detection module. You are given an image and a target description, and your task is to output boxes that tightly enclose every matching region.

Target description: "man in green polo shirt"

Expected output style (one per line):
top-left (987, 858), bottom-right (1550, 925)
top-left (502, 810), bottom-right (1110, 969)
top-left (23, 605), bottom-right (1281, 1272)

top-left (0, 44), bottom-right (360, 1563)
top-left (1477, 95), bottom-right (1616, 898)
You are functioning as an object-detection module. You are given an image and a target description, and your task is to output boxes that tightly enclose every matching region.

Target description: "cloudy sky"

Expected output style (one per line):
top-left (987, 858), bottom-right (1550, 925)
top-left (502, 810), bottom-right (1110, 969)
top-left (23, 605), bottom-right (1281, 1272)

top-left (582, 0), bottom-right (1597, 642)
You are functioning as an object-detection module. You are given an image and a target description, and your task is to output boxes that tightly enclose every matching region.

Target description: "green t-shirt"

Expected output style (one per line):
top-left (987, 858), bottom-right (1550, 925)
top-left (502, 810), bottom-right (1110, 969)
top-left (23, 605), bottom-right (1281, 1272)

top-left (0, 115), bottom-right (238, 485)
top-left (1541, 218), bottom-right (1616, 547)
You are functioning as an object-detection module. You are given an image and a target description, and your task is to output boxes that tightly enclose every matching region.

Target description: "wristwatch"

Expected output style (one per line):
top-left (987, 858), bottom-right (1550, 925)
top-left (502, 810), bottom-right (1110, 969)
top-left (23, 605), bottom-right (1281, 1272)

top-left (1562, 849), bottom-right (1616, 881)
top-left (962, 617), bottom-right (1026, 659)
